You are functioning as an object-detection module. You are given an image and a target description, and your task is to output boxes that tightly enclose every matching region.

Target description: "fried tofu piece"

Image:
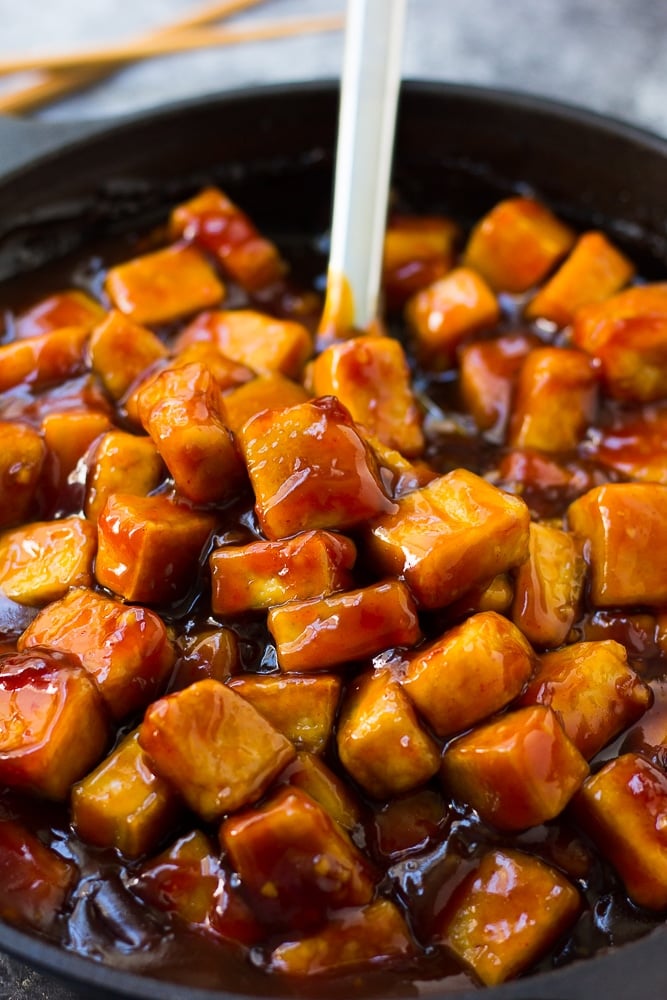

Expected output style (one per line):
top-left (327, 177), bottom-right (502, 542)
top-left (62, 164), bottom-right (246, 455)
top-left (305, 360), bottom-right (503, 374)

top-left (372, 788), bottom-right (448, 860)
top-left (0, 421), bottom-right (45, 528)
top-left (382, 214), bottom-right (458, 307)
top-left (0, 516), bottom-right (96, 606)
top-left (281, 752), bottom-right (363, 831)
top-left (402, 611), bottom-right (536, 738)
top-left (593, 404), bottom-right (667, 484)
top-left (270, 899), bottom-right (414, 976)
top-left (239, 396), bottom-right (394, 540)
top-left (220, 787), bottom-right (376, 930)
top-left (572, 753), bottom-right (667, 909)
top-left (525, 231), bottom-right (634, 327)
top-left (222, 372), bottom-right (309, 436)
top-left (366, 434), bottom-right (437, 498)
top-left (0, 818), bottom-right (77, 932)
top-left (366, 468), bottom-right (530, 609)
top-left (139, 679), bottom-right (295, 821)
top-left (268, 580), bottom-right (421, 672)
top-left (228, 674), bottom-right (341, 754)
top-left (72, 730), bottom-right (180, 858)
top-left (568, 482), bottom-right (667, 606)
top-left (176, 309), bottom-right (311, 378)
top-left (508, 347), bottom-right (598, 451)
top-left (41, 409), bottom-right (112, 493)
top-left (572, 283), bottom-right (667, 401)
top-left (445, 573), bottom-right (514, 619)
top-left (511, 521), bottom-right (586, 647)
top-left (19, 587), bottom-right (175, 720)
top-left (405, 267), bottom-right (500, 369)
top-left (337, 669), bottom-right (440, 798)
top-left (85, 431), bottom-right (164, 522)
top-left (441, 705), bottom-right (589, 830)
top-left (96, 493), bottom-right (217, 604)
top-left (137, 362), bottom-right (245, 504)
top-left (0, 648), bottom-right (109, 799)
top-left (434, 848), bottom-right (581, 986)
top-left (309, 335), bottom-right (424, 456)
top-left (462, 197), bottom-right (576, 293)
top-left (519, 640), bottom-right (652, 759)
top-left (89, 310), bottom-right (169, 400)
top-left (459, 332), bottom-right (539, 434)
top-left (171, 627), bottom-right (240, 690)
top-left (171, 340), bottom-right (255, 391)
top-left (210, 530), bottom-right (356, 615)
top-left (0, 325), bottom-right (89, 392)
top-left (14, 290), bottom-right (105, 338)
top-left (105, 243), bottom-right (224, 326)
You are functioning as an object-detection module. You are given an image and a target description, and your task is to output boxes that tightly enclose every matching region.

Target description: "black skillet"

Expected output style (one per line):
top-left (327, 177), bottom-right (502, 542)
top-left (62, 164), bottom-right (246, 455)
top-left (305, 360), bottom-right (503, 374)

top-left (0, 81), bottom-right (667, 1000)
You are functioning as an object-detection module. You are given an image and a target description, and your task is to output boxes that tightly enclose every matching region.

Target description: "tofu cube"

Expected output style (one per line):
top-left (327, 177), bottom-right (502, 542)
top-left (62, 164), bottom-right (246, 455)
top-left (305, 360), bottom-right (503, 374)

top-left (171, 340), bottom-right (255, 391)
top-left (0, 421), bottom-right (46, 528)
top-left (366, 468), bottom-right (530, 609)
top-left (84, 431), bottom-right (164, 522)
top-left (14, 289), bottom-right (105, 338)
top-left (221, 372), bottom-right (309, 436)
top-left (441, 705), bottom-right (589, 830)
top-left (459, 332), bottom-right (539, 434)
top-left (0, 818), bottom-right (77, 931)
top-left (0, 325), bottom-right (89, 392)
top-left (89, 310), bottom-right (168, 400)
top-left (382, 214), bottom-right (458, 307)
top-left (281, 751), bottom-right (362, 831)
top-left (41, 409), bottom-right (112, 494)
top-left (171, 626), bottom-right (240, 690)
top-left (139, 679), bottom-right (295, 821)
top-left (228, 674), bottom-right (341, 754)
top-left (366, 434), bottom-right (438, 498)
top-left (594, 406), bottom-right (667, 485)
top-left (0, 516), bottom-right (96, 606)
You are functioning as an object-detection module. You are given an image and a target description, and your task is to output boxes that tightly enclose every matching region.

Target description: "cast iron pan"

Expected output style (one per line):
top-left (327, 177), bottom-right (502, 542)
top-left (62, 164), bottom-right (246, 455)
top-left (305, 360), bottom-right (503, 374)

top-left (0, 81), bottom-right (667, 1000)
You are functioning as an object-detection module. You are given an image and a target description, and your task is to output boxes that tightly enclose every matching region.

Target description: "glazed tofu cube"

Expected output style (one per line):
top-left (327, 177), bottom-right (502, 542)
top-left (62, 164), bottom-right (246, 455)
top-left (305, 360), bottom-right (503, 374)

top-left (337, 669), bottom-right (440, 798)
top-left (372, 788), bottom-right (448, 860)
top-left (41, 409), bottom-right (112, 493)
top-left (72, 730), bottom-right (180, 858)
top-left (434, 848), bottom-right (581, 985)
top-left (568, 482), bottom-right (667, 606)
top-left (96, 493), bottom-right (217, 604)
top-left (367, 468), bottom-right (530, 609)
top-left (572, 283), bottom-right (667, 401)
top-left (462, 197), bottom-right (576, 293)
top-left (220, 786), bottom-right (376, 930)
top-left (171, 340), bottom-right (255, 391)
top-left (366, 434), bottom-right (437, 498)
top-left (268, 580), bottom-right (421, 672)
top-left (84, 432), bottom-right (164, 522)
top-left (228, 674), bottom-right (341, 754)
top-left (281, 752), bottom-right (362, 830)
top-left (509, 347), bottom-right (598, 451)
top-left (0, 818), bottom-right (77, 931)
top-left (519, 640), bottom-right (652, 759)
top-left (0, 325), bottom-right (89, 392)
top-left (171, 626), bottom-right (240, 690)
top-left (405, 267), bottom-right (500, 369)
top-left (0, 648), bottom-right (109, 799)
top-left (19, 587), bottom-right (175, 720)
top-left (594, 405), bottom-right (667, 484)
top-left (511, 521), bottom-right (586, 647)
top-left (382, 214), bottom-right (458, 307)
top-left (572, 753), bottom-right (667, 909)
top-left (222, 372), bottom-right (309, 436)
top-left (269, 899), bottom-right (414, 976)
top-left (137, 362), bottom-right (245, 504)
top-left (0, 421), bottom-right (45, 528)
top-left (525, 231), bottom-right (634, 327)
top-left (89, 310), bottom-right (168, 400)
top-left (14, 289), bottom-right (105, 338)
top-left (459, 332), bottom-right (539, 434)
top-left (445, 573), bottom-right (514, 619)
top-left (441, 705), bottom-right (589, 830)
top-left (105, 243), bottom-right (224, 325)
top-left (0, 516), bottom-right (96, 606)
top-left (176, 309), bottom-right (311, 378)
top-left (170, 186), bottom-right (286, 291)
top-left (402, 611), bottom-right (536, 737)
top-left (239, 396), bottom-right (394, 540)
top-left (139, 679), bottom-right (295, 821)
top-left (210, 530), bottom-right (356, 615)
top-left (309, 335), bottom-right (424, 456)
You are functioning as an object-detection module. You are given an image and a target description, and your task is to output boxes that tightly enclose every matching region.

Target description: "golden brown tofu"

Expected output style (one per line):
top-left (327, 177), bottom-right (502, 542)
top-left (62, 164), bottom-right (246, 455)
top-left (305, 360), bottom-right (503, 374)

top-left (572, 753), bottom-right (667, 909)
top-left (525, 231), bottom-right (634, 327)
top-left (372, 788), bottom-right (448, 860)
top-left (220, 786), bottom-right (376, 930)
top-left (572, 283), bottom-right (667, 401)
top-left (14, 290), bottom-right (105, 338)
top-left (210, 530), bottom-right (356, 615)
top-left (0, 648), bottom-right (109, 800)
top-left (281, 752), bottom-right (363, 830)
top-left (228, 674), bottom-right (341, 754)
top-left (0, 516), bottom-right (96, 606)
top-left (568, 482), bottom-right (667, 606)
top-left (434, 848), bottom-right (581, 985)
top-left (459, 332), bottom-right (540, 434)
top-left (139, 679), bottom-right (295, 821)
top-left (270, 899), bottom-right (414, 975)
top-left (509, 347), bottom-right (599, 451)
top-left (441, 705), bottom-right (589, 830)
top-left (41, 409), bottom-right (112, 494)
top-left (593, 404), bottom-right (667, 484)
top-left (176, 309), bottom-right (311, 378)
top-left (96, 493), bottom-right (217, 604)
top-left (405, 267), bottom-right (500, 368)
top-left (239, 396), bottom-right (395, 540)
top-left (402, 611), bottom-right (536, 737)
top-left (0, 325), bottom-right (89, 392)
top-left (446, 573), bottom-right (514, 619)
top-left (105, 243), bottom-right (224, 325)
top-left (0, 818), bottom-right (77, 932)
top-left (0, 421), bottom-right (46, 528)
top-left (519, 640), bottom-right (652, 759)
top-left (137, 361), bottom-right (245, 504)
top-left (19, 587), bottom-right (175, 720)
top-left (171, 340), bottom-right (255, 391)
top-left (72, 731), bottom-right (180, 858)
top-left (367, 468), bottom-right (530, 609)
top-left (366, 434), bottom-right (438, 498)
top-left (511, 521), bottom-right (586, 647)
top-left (382, 214), bottom-right (458, 307)
top-left (85, 431), bottom-right (164, 522)
top-left (463, 197), bottom-right (576, 293)
top-left (337, 669), bottom-right (440, 798)
top-left (222, 372), bottom-right (309, 437)
top-left (89, 310), bottom-right (168, 400)
top-left (268, 580), bottom-right (421, 672)
top-left (309, 335), bottom-right (424, 456)
top-left (171, 626), bottom-right (240, 690)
